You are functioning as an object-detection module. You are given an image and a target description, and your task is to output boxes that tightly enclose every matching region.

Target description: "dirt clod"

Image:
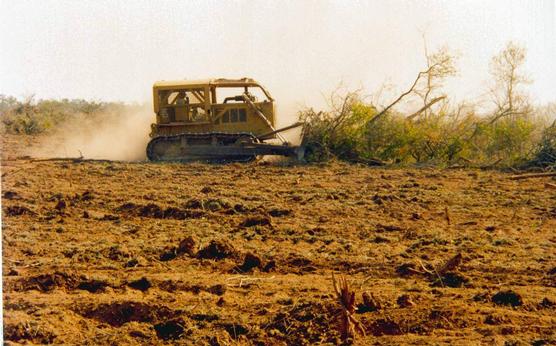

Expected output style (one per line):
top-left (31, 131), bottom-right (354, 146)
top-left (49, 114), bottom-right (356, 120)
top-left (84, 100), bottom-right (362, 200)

top-left (55, 199), bottom-right (66, 211)
top-left (236, 252), bottom-right (262, 272)
top-left (100, 214), bottom-right (120, 221)
top-left (197, 239), bottom-right (238, 260)
top-left (240, 215), bottom-right (272, 227)
top-left (492, 290), bottom-right (523, 307)
top-left (5, 205), bottom-right (35, 216)
top-left (539, 297), bottom-right (555, 308)
top-left (154, 318), bottom-right (187, 340)
top-left (139, 203), bottom-right (163, 218)
top-left (433, 271), bottom-right (470, 288)
top-left (128, 277), bottom-right (152, 292)
top-left (16, 272), bottom-right (78, 292)
top-left (397, 294), bottom-right (415, 308)
top-left (234, 203), bottom-right (249, 213)
top-left (262, 259), bottom-right (276, 272)
top-left (3, 322), bottom-right (56, 344)
top-left (268, 208), bottom-right (292, 217)
top-left (77, 279), bottom-right (110, 293)
top-left (376, 223), bottom-right (403, 232)
top-left (204, 199), bottom-right (229, 211)
top-left (117, 202), bottom-right (204, 220)
top-left (357, 292), bottom-right (381, 313)
top-left (207, 284), bottom-right (227, 296)
top-left (3, 190), bottom-right (20, 199)
top-left (369, 318), bottom-right (402, 336)
top-left (184, 198), bottom-right (203, 209)
top-left (177, 236), bottom-right (197, 256)
top-left (159, 247), bottom-right (178, 261)
top-left (80, 190), bottom-right (94, 200)
top-left (200, 186), bottom-right (214, 194)
top-left (15, 272), bottom-right (111, 294)
top-left (78, 301), bottom-right (176, 327)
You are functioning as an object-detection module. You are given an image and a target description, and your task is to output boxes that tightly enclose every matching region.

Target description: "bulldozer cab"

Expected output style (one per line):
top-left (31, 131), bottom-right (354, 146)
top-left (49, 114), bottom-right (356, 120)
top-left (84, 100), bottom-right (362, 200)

top-left (151, 78), bottom-right (276, 138)
top-left (158, 89), bottom-right (208, 123)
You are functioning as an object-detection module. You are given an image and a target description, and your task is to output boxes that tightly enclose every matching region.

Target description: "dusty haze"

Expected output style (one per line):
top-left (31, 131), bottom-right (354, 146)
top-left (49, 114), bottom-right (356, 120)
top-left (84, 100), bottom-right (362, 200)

top-left (30, 106), bottom-right (153, 161)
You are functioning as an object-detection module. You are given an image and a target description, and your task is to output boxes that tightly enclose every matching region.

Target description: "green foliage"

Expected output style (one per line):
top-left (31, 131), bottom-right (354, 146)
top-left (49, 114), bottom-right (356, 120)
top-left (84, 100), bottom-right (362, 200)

top-left (362, 111), bottom-right (476, 164)
top-left (470, 117), bottom-right (539, 165)
top-left (299, 92), bottom-right (551, 167)
top-left (0, 95), bottom-right (129, 135)
top-left (533, 122), bottom-right (556, 167)
top-left (299, 93), bottom-right (377, 163)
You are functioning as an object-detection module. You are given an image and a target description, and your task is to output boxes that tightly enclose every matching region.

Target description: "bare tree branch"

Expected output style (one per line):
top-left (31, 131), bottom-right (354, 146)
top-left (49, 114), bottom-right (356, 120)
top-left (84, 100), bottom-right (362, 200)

top-left (406, 96), bottom-right (447, 121)
top-left (368, 64), bottom-right (438, 124)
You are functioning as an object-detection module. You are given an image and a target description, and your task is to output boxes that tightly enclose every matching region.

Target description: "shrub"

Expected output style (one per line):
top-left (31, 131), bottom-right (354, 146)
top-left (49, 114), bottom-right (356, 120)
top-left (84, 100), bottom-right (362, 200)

top-left (300, 93), bottom-right (376, 163)
top-left (299, 91), bottom-right (551, 167)
top-left (532, 122), bottom-right (556, 167)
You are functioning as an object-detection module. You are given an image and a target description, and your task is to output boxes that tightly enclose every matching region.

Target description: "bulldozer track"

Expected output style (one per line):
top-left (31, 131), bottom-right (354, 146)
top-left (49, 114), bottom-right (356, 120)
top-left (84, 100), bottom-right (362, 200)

top-left (146, 132), bottom-right (260, 163)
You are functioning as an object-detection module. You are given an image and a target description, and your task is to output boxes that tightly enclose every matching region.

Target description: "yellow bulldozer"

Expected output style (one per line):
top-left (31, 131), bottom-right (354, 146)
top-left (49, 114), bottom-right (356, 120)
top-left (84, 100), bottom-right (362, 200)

top-left (147, 78), bottom-right (303, 162)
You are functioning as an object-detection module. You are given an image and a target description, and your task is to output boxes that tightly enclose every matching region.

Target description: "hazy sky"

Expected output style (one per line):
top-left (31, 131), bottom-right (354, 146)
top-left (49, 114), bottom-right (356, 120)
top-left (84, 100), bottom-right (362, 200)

top-left (1, 0), bottom-right (555, 118)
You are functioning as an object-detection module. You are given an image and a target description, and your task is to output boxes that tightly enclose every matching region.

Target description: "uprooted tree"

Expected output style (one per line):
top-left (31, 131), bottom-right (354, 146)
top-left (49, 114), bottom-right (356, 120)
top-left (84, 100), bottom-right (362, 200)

top-left (300, 41), bottom-right (553, 167)
top-left (300, 44), bottom-right (467, 164)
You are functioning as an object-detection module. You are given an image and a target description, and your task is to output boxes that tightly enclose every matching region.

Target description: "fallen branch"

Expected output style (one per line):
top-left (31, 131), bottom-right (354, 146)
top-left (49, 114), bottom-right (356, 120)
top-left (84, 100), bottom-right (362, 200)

top-left (406, 96), bottom-right (447, 121)
top-left (31, 156), bottom-right (84, 163)
top-left (417, 259), bottom-right (444, 287)
top-left (31, 157), bottom-right (124, 164)
top-left (225, 275), bottom-right (275, 288)
top-left (480, 158), bottom-right (502, 170)
top-left (368, 62), bottom-right (443, 125)
top-left (416, 260), bottom-right (435, 276)
top-left (508, 172), bottom-right (556, 180)
top-left (352, 157), bottom-right (387, 166)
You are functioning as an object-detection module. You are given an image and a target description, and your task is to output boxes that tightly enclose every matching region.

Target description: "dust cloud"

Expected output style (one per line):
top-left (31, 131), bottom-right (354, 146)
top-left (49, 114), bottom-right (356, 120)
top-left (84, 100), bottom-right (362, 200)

top-left (26, 101), bottom-right (303, 161)
top-left (31, 106), bottom-right (154, 161)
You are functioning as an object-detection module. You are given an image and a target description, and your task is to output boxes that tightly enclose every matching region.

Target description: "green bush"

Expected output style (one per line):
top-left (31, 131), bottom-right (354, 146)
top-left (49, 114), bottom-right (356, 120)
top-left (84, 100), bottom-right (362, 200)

top-left (299, 93), bottom-right (376, 162)
top-left (532, 123), bottom-right (556, 167)
top-left (471, 117), bottom-right (539, 165)
top-left (299, 91), bottom-right (551, 167)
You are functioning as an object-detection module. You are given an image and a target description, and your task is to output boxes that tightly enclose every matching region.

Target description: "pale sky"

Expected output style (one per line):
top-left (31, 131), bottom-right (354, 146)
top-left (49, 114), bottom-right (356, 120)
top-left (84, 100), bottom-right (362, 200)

top-left (1, 0), bottom-right (555, 119)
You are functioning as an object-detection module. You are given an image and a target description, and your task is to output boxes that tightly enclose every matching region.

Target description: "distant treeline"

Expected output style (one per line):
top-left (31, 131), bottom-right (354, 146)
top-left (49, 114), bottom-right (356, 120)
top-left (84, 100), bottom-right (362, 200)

top-left (0, 95), bottom-right (143, 135)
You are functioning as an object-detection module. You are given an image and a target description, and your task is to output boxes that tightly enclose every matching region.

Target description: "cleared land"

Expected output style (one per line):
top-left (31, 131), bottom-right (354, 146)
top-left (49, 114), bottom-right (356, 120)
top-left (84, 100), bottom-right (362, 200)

top-left (2, 134), bottom-right (555, 345)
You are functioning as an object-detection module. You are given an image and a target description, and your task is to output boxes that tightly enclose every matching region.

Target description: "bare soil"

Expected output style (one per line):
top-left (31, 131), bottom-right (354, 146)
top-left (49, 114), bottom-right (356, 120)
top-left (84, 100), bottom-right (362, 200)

top-left (2, 134), bottom-right (555, 345)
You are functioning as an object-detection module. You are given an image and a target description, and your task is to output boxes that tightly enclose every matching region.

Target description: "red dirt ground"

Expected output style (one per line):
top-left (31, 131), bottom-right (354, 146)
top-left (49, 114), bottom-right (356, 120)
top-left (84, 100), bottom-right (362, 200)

top-left (2, 134), bottom-right (555, 345)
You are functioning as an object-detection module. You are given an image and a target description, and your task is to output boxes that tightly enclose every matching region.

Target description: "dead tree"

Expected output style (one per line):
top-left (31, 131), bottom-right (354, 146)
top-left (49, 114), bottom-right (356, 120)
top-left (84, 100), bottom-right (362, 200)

top-left (488, 41), bottom-right (532, 124)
